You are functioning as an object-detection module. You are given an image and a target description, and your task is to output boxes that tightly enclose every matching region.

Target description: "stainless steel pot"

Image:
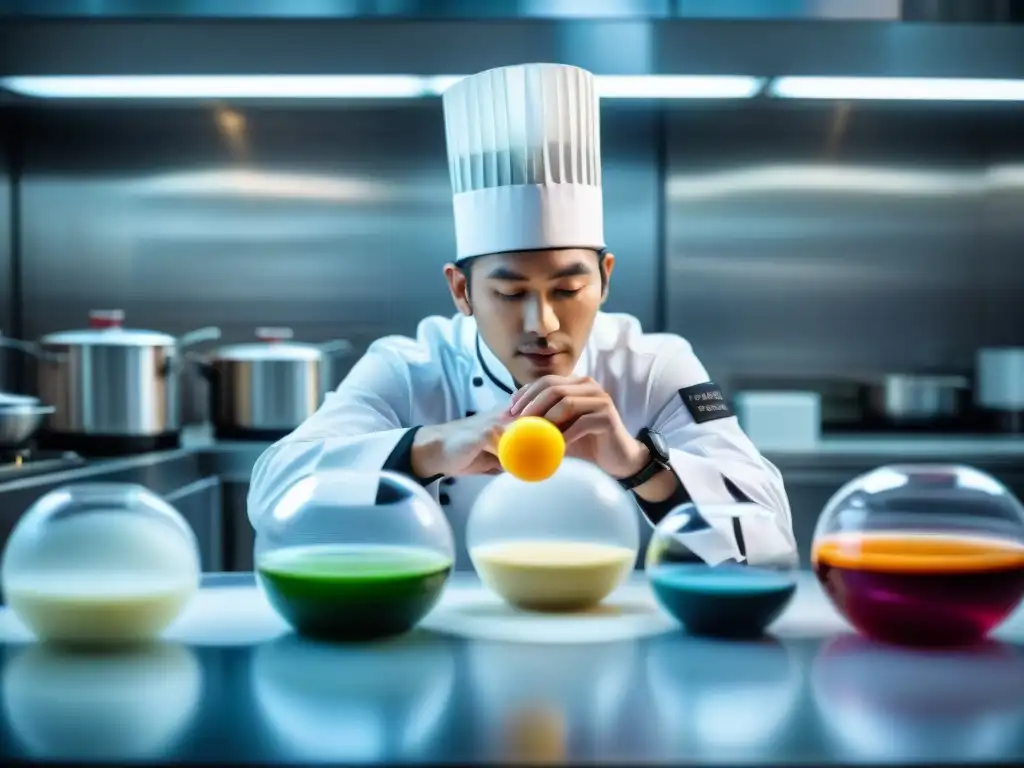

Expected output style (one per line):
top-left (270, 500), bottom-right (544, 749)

top-left (1, 310), bottom-right (220, 454)
top-left (861, 374), bottom-right (970, 424)
top-left (196, 327), bottom-right (353, 440)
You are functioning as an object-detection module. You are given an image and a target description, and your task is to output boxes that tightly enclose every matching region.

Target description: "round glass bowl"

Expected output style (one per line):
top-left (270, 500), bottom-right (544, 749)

top-left (253, 469), bottom-right (456, 641)
top-left (0, 483), bottom-right (201, 646)
top-left (467, 458), bottom-right (640, 612)
top-left (812, 464), bottom-right (1024, 647)
top-left (646, 503), bottom-right (798, 638)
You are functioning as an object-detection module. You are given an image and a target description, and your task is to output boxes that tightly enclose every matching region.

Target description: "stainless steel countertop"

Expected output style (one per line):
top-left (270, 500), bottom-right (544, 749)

top-left (0, 571), bottom-right (1021, 766)
top-left (763, 433), bottom-right (1024, 466)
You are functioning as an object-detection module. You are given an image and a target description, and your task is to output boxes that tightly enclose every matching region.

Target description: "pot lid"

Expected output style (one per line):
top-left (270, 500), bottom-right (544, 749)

top-left (212, 328), bottom-right (326, 362)
top-left (0, 392), bottom-right (41, 407)
top-left (41, 310), bottom-right (176, 347)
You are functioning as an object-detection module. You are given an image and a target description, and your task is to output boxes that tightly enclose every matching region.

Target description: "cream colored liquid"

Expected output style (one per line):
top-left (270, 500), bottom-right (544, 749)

top-left (470, 541), bottom-right (635, 612)
top-left (6, 575), bottom-right (196, 645)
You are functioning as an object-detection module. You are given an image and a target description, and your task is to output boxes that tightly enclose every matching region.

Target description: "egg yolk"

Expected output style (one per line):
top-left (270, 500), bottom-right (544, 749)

top-left (498, 416), bottom-right (566, 482)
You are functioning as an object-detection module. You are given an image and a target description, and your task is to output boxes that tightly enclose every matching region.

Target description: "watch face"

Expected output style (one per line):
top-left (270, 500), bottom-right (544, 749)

top-left (647, 430), bottom-right (669, 462)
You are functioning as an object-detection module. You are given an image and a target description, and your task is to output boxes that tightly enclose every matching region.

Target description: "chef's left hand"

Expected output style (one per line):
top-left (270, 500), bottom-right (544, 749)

top-left (509, 375), bottom-right (649, 480)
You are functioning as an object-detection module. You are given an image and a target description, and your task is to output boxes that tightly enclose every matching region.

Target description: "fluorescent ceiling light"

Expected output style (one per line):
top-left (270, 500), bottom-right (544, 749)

top-left (1, 74), bottom-right (764, 100)
top-left (770, 76), bottom-right (1024, 101)
top-left (0, 75), bottom-right (430, 99)
top-left (596, 75), bottom-right (763, 99)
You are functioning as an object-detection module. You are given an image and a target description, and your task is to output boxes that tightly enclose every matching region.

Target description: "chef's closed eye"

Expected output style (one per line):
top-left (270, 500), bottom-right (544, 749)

top-left (494, 286), bottom-right (586, 302)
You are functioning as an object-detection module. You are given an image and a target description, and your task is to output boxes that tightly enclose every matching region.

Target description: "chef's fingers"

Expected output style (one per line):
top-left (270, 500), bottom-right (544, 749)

top-left (561, 413), bottom-right (607, 444)
top-left (510, 375), bottom-right (589, 414)
top-left (544, 396), bottom-right (609, 427)
top-left (465, 451), bottom-right (503, 475)
top-left (480, 424), bottom-right (504, 455)
top-left (561, 412), bottom-right (607, 442)
top-left (516, 381), bottom-right (602, 419)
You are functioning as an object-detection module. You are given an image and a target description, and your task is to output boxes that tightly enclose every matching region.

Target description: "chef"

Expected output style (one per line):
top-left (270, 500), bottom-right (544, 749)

top-left (247, 63), bottom-right (796, 564)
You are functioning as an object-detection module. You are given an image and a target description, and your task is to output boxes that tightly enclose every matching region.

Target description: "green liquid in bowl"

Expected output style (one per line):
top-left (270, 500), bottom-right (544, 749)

top-left (256, 544), bottom-right (453, 641)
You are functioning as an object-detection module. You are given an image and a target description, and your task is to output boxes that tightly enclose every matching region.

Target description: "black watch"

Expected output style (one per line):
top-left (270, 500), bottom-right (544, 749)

top-left (618, 427), bottom-right (670, 490)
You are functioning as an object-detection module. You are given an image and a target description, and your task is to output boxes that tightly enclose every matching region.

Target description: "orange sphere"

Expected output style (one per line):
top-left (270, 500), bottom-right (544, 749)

top-left (498, 416), bottom-right (566, 483)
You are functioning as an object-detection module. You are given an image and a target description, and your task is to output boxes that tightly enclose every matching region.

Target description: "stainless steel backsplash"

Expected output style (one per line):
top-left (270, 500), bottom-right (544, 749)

top-left (11, 103), bottom-right (660, 419)
top-left (4, 99), bottom-right (1024, 417)
top-left (0, 123), bottom-right (12, 392)
top-left (666, 101), bottom-right (1024, 388)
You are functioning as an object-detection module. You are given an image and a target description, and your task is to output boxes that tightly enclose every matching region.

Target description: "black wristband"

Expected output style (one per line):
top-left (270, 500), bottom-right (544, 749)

top-left (382, 426), bottom-right (444, 487)
top-left (618, 456), bottom-right (664, 490)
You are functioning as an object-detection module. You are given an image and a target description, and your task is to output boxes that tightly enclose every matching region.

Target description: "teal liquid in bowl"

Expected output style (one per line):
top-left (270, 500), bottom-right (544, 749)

top-left (256, 544), bottom-right (453, 641)
top-left (649, 563), bottom-right (797, 638)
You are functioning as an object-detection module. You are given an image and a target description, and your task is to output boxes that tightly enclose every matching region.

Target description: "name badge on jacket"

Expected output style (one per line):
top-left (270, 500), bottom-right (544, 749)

top-left (678, 382), bottom-right (733, 424)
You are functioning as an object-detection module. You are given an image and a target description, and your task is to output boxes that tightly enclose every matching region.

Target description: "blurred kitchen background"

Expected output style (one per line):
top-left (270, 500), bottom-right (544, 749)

top-left (2, 0), bottom-right (1024, 571)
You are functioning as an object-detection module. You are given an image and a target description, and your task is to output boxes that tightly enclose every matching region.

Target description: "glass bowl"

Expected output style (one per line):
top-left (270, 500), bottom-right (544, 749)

top-left (645, 503), bottom-right (798, 638)
top-left (0, 483), bottom-right (201, 646)
top-left (253, 469), bottom-right (455, 641)
top-left (466, 458), bottom-right (640, 612)
top-left (812, 463), bottom-right (1024, 647)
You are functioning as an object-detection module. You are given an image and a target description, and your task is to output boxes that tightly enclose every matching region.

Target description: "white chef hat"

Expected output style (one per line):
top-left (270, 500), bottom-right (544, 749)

top-left (442, 63), bottom-right (605, 262)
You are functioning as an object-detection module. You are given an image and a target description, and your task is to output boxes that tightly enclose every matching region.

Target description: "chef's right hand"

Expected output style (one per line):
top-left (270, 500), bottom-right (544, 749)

top-left (410, 408), bottom-right (513, 478)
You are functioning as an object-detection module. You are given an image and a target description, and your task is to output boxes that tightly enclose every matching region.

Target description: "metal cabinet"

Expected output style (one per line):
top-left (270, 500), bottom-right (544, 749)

top-left (163, 475), bottom-right (225, 573)
top-left (223, 481), bottom-right (254, 572)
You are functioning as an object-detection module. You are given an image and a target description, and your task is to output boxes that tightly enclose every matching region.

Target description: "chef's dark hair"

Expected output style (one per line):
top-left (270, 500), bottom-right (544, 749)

top-left (456, 247), bottom-right (609, 299)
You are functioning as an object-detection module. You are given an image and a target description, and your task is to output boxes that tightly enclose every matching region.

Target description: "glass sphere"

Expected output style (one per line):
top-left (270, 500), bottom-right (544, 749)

top-left (812, 464), bottom-right (1024, 647)
top-left (0, 483), bottom-right (201, 646)
top-left (253, 469), bottom-right (455, 641)
top-left (645, 502), bottom-right (798, 638)
top-left (466, 458), bottom-right (640, 612)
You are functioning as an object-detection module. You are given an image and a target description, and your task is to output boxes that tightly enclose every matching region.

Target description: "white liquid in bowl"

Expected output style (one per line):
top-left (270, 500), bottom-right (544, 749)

top-left (6, 575), bottom-right (197, 645)
top-left (2, 508), bottom-right (200, 645)
top-left (470, 541), bottom-right (635, 612)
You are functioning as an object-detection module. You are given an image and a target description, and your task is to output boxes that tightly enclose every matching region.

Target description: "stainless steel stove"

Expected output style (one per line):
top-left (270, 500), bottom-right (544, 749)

top-left (0, 449), bottom-right (88, 484)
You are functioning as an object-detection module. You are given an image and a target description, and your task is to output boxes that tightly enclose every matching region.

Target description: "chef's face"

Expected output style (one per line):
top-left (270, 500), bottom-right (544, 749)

top-left (444, 248), bottom-right (614, 384)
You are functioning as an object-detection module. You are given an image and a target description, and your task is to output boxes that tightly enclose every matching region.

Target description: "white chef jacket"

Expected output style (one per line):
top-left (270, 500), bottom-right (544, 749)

top-left (247, 311), bottom-right (797, 569)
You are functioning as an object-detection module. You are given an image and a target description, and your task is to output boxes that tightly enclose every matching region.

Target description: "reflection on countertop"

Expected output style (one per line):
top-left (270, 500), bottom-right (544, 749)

top-left (250, 630), bottom-right (458, 763)
top-left (2, 642), bottom-right (203, 761)
top-left (0, 571), bottom-right (1021, 765)
top-left (810, 635), bottom-right (1024, 764)
top-left (644, 635), bottom-right (804, 762)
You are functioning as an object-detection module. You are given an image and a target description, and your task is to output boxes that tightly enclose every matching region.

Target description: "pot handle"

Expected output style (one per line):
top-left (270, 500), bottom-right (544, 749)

top-left (178, 326), bottom-right (222, 350)
top-left (0, 333), bottom-right (65, 363)
top-left (165, 327), bottom-right (220, 377)
top-left (319, 339), bottom-right (354, 357)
